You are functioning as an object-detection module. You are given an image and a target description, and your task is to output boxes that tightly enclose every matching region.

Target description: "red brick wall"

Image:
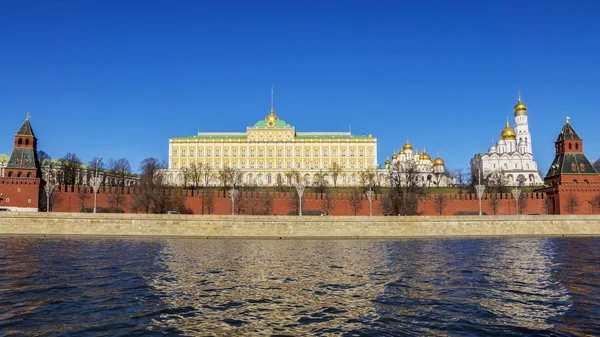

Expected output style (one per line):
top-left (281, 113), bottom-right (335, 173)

top-left (48, 187), bottom-right (555, 215)
top-left (0, 177), bottom-right (41, 210)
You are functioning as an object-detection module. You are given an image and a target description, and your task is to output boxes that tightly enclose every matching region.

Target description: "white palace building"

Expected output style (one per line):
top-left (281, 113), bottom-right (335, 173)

top-left (470, 92), bottom-right (543, 186)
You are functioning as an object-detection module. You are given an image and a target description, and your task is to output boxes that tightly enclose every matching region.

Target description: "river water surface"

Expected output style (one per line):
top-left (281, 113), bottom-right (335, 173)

top-left (0, 237), bottom-right (599, 336)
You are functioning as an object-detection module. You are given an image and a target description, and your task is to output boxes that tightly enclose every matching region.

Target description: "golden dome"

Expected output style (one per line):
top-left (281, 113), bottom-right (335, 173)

top-left (513, 91), bottom-right (527, 116)
top-left (433, 155), bottom-right (444, 166)
top-left (391, 154), bottom-right (398, 160)
top-left (402, 139), bottom-right (413, 151)
top-left (385, 158), bottom-right (391, 165)
top-left (500, 118), bottom-right (516, 140)
top-left (420, 149), bottom-right (431, 161)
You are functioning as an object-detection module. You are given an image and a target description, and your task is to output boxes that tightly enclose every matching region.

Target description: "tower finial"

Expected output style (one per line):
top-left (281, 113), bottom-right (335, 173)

top-left (566, 116), bottom-right (570, 124)
top-left (26, 112), bottom-right (31, 120)
top-left (518, 89), bottom-right (522, 102)
top-left (506, 116), bottom-right (510, 126)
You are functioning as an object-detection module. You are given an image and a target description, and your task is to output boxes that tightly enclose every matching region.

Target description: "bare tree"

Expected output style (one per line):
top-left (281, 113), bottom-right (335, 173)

top-left (312, 170), bottom-right (329, 198)
top-left (285, 169), bottom-right (300, 188)
top-left (132, 157), bottom-right (167, 214)
top-left (347, 187), bottom-right (363, 215)
top-left (359, 167), bottom-right (377, 191)
top-left (487, 193), bottom-right (500, 215)
top-left (432, 194), bottom-right (448, 215)
top-left (203, 163), bottom-right (213, 187)
top-left (37, 150), bottom-right (52, 173)
top-left (541, 197), bottom-right (553, 215)
top-left (328, 162), bottom-right (343, 188)
top-left (77, 188), bottom-right (90, 212)
top-left (107, 188), bottom-right (127, 210)
top-left (262, 189), bottom-right (274, 215)
top-left (565, 193), bottom-right (580, 214)
top-left (218, 167), bottom-right (241, 196)
top-left (203, 188), bottom-right (215, 214)
top-left (59, 153), bottom-right (83, 185)
top-left (454, 169), bottom-right (466, 193)
top-left (321, 191), bottom-right (336, 215)
top-left (185, 162), bottom-right (204, 191)
top-left (108, 158), bottom-right (131, 190)
top-left (591, 193), bottom-right (600, 214)
top-left (593, 159), bottom-right (600, 172)
top-left (518, 191), bottom-right (528, 215)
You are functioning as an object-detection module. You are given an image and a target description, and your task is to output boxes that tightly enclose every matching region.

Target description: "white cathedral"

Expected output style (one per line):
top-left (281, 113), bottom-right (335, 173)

top-left (470, 93), bottom-right (543, 186)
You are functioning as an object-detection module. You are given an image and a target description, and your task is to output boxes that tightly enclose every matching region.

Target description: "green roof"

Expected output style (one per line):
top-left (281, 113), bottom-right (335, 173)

top-left (296, 134), bottom-right (370, 139)
top-left (253, 119), bottom-right (290, 128)
top-left (173, 134), bottom-right (247, 140)
top-left (556, 122), bottom-right (581, 142)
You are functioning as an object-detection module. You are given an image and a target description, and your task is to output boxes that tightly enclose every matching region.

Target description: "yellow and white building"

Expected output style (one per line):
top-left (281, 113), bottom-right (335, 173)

top-left (167, 108), bottom-right (378, 186)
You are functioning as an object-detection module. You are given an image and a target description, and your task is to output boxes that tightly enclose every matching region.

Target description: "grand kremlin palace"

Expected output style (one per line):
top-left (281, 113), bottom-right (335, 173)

top-left (166, 107), bottom-right (378, 187)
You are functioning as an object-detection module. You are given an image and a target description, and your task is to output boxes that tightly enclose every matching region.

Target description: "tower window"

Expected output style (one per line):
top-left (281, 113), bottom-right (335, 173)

top-left (18, 139), bottom-right (23, 145)
top-left (569, 143), bottom-right (572, 150)
top-left (575, 143), bottom-right (579, 150)
top-left (25, 139), bottom-right (30, 145)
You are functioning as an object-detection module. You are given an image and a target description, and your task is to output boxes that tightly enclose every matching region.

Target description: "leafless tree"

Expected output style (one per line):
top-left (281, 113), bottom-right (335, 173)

top-left (108, 158), bottom-right (131, 190)
top-left (285, 169), bottom-right (300, 188)
top-left (328, 162), bottom-right (343, 188)
top-left (77, 189), bottom-right (90, 212)
top-left (312, 170), bottom-right (329, 198)
top-left (347, 187), bottom-right (363, 215)
top-left (321, 191), bottom-right (336, 215)
top-left (432, 194), bottom-right (448, 215)
top-left (184, 162), bottom-right (204, 191)
top-left (203, 163), bottom-right (213, 187)
top-left (591, 193), bottom-right (600, 214)
top-left (454, 169), bottom-right (466, 193)
top-left (203, 188), bottom-right (215, 214)
top-left (518, 191), bottom-right (528, 215)
top-left (383, 161), bottom-right (424, 216)
top-left (132, 157), bottom-right (167, 214)
top-left (262, 189), bottom-right (274, 215)
top-left (359, 167), bottom-right (377, 191)
top-left (565, 193), bottom-right (580, 214)
top-left (218, 167), bottom-right (241, 197)
top-left (37, 150), bottom-right (52, 171)
top-left (59, 153), bottom-right (83, 185)
top-left (488, 193), bottom-right (500, 215)
top-left (108, 188), bottom-right (127, 210)
top-left (541, 197), bottom-right (553, 215)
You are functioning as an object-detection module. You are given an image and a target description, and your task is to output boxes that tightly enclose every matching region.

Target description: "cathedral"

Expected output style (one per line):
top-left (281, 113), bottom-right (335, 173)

top-left (470, 93), bottom-right (543, 186)
top-left (383, 139), bottom-right (453, 187)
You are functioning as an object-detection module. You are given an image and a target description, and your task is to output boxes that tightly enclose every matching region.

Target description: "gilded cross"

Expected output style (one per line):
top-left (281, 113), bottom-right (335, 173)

top-left (26, 112), bottom-right (31, 120)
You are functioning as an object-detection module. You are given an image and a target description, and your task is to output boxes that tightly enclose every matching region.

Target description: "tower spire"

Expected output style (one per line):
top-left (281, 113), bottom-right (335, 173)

top-left (518, 89), bottom-right (522, 102)
top-left (271, 86), bottom-right (274, 113)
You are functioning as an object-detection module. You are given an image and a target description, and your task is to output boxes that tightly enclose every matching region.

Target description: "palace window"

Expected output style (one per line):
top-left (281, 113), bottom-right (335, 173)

top-left (173, 149), bottom-right (178, 156)
top-left (296, 149), bottom-right (300, 157)
top-left (323, 149), bottom-right (328, 157)
top-left (232, 149), bottom-right (237, 156)
top-left (305, 162), bottom-right (310, 169)
top-left (305, 148), bottom-right (310, 157)
top-left (268, 149), bottom-right (273, 157)
top-left (277, 161), bottom-right (282, 169)
top-left (250, 162), bottom-right (255, 169)
top-left (359, 149), bottom-right (364, 157)
top-left (350, 149), bottom-right (355, 157)
top-left (277, 148), bottom-right (282, 157)
top-left (207, 149), bottom-right (212, 156)
top-left (215, 162), bottom-right (220, 169)
top-left (259, 162), bottom-right (264, 169)
top-left (198, 149), bottom-right (203, 157)
top-left (359, 161), bottom-right (364, 169)
top-left (341, 149), bottom-right (346, 157)
top-left (350, 162), bottom-right (355, 169)
top-left (267, 175), bottom-right (272, 185)
top-left (242, 149), bottom-right (246, 157)
top-left (259, 149), bottom-right (264, 157)
top-left (286, 149), bottom-right (291, 156)
top-left (342, 162), bottom-right (346, 169)
top-left (224, 149), bottom-right (229, 156)
top-left (242, 162), bottom-right (246, 169)
top-left (314, 149), bottom-right (319, 157)
top-left (215, 149), bottom-right (220, 157)
top-left (181, 162), bottom-right (186, 169)
top-left (250, 149), bottom-right (255, 157)
top-left (232, 162), bottom-right (237, 169)
top-left (287, 161), bottom-right (291, 169)
top-left (313, 162), bottom-right (318, 169)
top-left (332, 148), bottom-right (337, 156)
top-left (368, 148), bottom-right (373, 156)
top-left (181, 150), bottom-right (186, 157)
top-left (190, 149), bottom-right (195, 157)
top-left (323, 162), bottom-right (328, 169)
top-left (296, 162), bottom-right (301, 169)
top-left (268, 161), bottom-right (273, 169)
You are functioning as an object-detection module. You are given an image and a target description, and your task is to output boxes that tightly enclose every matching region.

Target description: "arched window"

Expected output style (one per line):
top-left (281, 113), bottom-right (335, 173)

top-left (575, 143), bottom-right (579, 150)
top-left (569, 143), bottom-right (572, 150)
top-left (25, 139), bottom-right (30, 145)
top-left (26, 172), bottom-right (32, 177)
top-left (7, 171), bottom-right (13, 177)
top-left (18, 139), bottom-right (23, 145)
top-left (17, 172), bottom-right (23, 177)
top-left (267, 174), bottom-right (272, 185)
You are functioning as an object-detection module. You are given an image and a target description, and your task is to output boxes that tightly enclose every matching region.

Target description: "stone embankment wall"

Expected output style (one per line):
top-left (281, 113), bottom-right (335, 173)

top-left (1, 213), bottom-right (600, 238)
top-left (47, 186), bottom-right (558, 216)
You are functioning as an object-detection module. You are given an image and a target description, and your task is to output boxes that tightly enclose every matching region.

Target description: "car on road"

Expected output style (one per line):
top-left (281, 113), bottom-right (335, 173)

top-left (167, 211), bottom-right (180, 214)
top-left (0, 208), bottom-right (11, 212)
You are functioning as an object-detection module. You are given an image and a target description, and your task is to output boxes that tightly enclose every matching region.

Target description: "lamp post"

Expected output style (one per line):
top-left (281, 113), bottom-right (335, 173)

top-left (295, 182), bottom-right (305, 216)
top-left (365, 187), bottom-right (374, 217)
top-left (511, 188), bottom-right (521, 215)
top-left (229, 186), bottom-right (238, 215)
top-left (91, 157), bottom-right (103, 213)
top-left (475, 168), bottom-right (485, 216)
top-left (44, 176), bottom-right (55, 212)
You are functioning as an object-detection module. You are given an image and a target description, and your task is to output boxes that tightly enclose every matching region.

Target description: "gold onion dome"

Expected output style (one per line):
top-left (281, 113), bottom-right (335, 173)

top-left (403, 139), bottom-right (413, 151)
top-left (514, 92), bottom-right (527, 116)
top-left (385, 158), bottom-right (391, 165)
top-left (420, 149), bottom-right (431, 161)
top-left (500, 118), bottom-right (517, 140)
top-left (433, 155), bottom-right (445, 166)
top-left (391, 154), bottom-right (398, 160)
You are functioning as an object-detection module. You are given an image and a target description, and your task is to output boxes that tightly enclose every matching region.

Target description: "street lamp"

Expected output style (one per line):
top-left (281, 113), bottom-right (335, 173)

top-left (229, 186), bottom-right (238, 215)
top-left (91, 157), bottom-right (103, 213)
top-left (44, 174), bottom-right (55, 212)
top-left (365, 187), bottom-right (374, 217)
top-left (475, 168), bottom-right (485, 216)
top-left (511, 188), bottom-right (521, 215)
top-left (295, 182), bottom-right (305, 216)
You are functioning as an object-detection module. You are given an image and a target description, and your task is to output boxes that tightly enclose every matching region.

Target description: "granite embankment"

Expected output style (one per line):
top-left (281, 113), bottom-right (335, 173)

top-left (1, 213), bottom-right (600, 238)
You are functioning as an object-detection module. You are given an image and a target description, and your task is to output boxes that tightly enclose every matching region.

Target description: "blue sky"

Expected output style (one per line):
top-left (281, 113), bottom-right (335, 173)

top-left (1, 1), bottom-right (599, 173)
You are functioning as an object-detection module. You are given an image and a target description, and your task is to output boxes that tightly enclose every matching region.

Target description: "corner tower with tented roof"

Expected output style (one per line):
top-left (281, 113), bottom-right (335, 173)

top-left (537, 117), bottom-right (600, 214)
top-left (0, 114), bottom-right (42, 211)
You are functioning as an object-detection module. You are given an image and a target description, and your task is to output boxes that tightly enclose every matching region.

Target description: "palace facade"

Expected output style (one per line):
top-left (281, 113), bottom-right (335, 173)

top-left (470, 93), bottom-right (543, 186)
top-left (166, 107), bottom-right (378, 187)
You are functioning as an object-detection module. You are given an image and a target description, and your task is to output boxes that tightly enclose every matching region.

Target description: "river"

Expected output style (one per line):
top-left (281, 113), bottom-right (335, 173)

top-left (0, 237), bottom-right (599, 336)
